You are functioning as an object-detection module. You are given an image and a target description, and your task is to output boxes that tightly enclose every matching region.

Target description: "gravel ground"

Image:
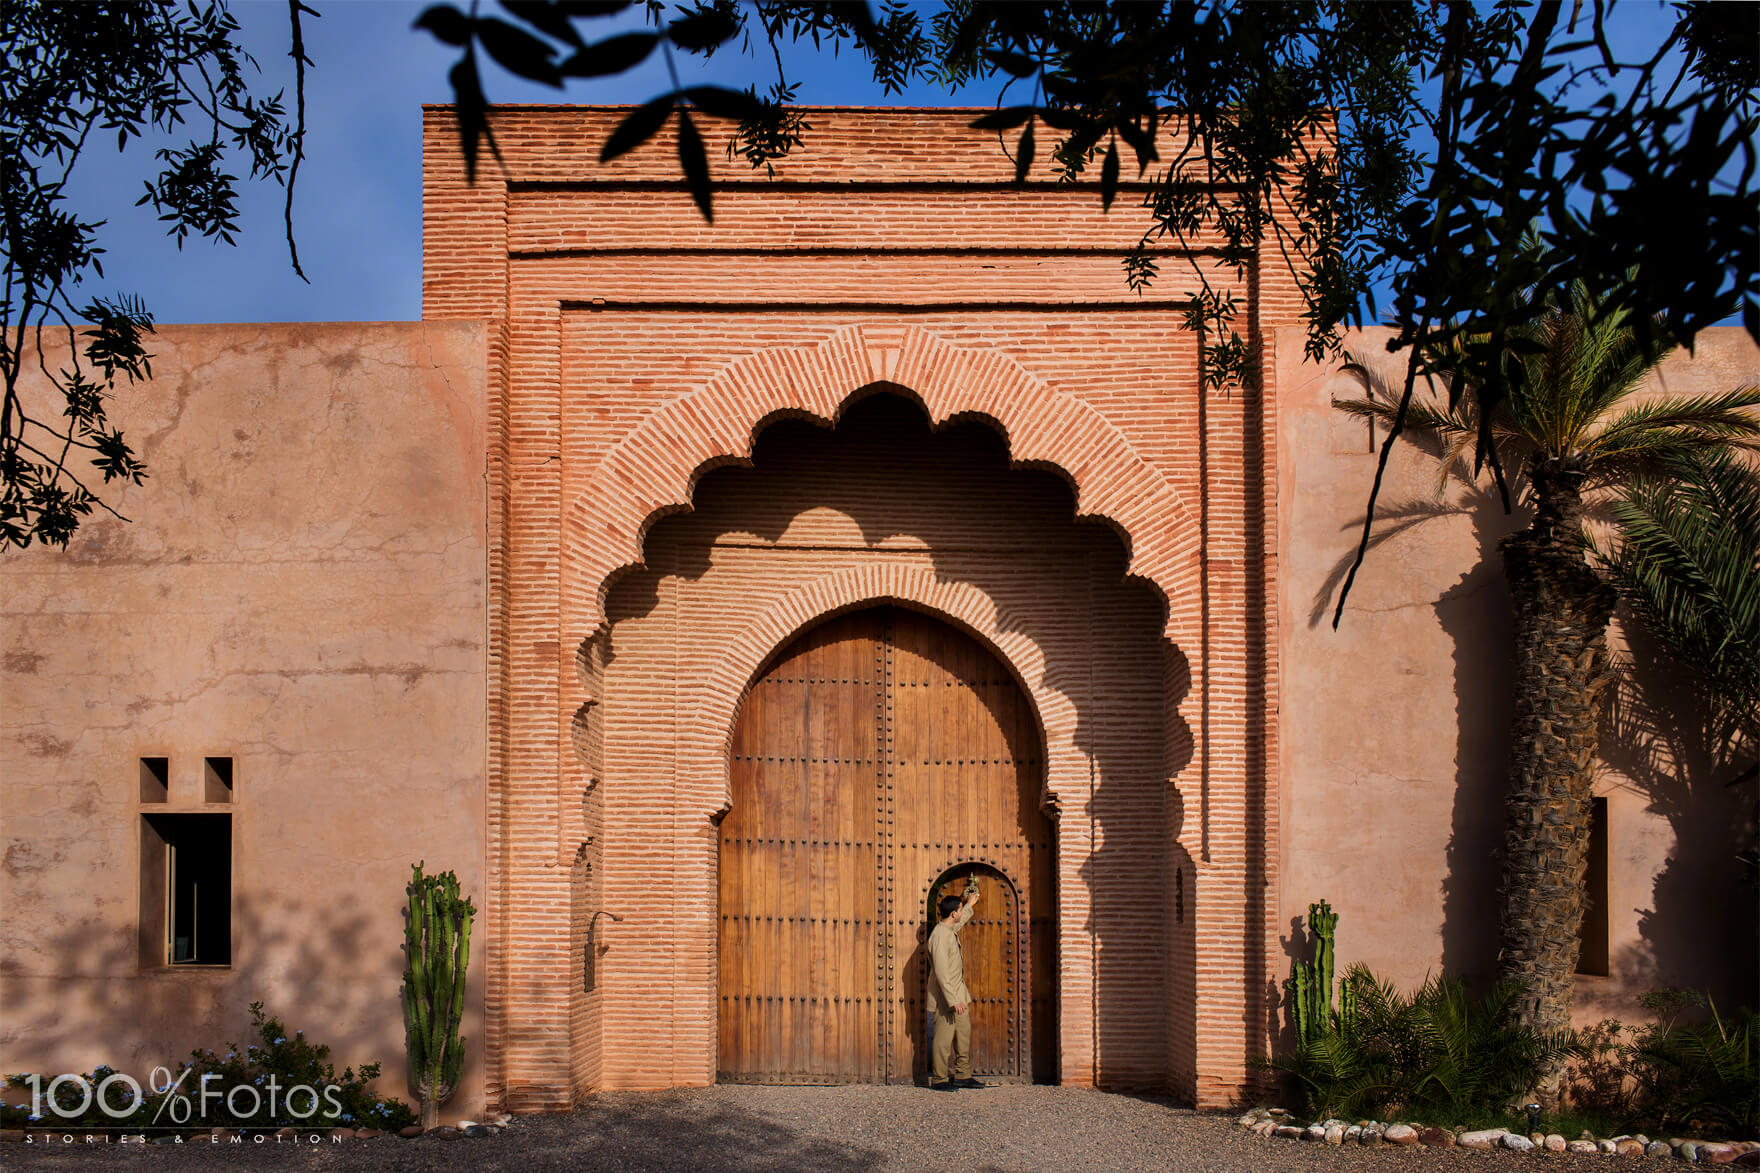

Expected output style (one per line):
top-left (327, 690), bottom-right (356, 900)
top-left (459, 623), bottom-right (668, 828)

top-left (5, 1085), bottom-right (1682, 1173)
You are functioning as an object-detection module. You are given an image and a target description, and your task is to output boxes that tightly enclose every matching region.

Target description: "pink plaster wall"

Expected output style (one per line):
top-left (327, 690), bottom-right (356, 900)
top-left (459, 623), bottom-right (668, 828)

top-left (1275, 325), bottom-right (1760, 1024)
top-left (0, 323), bottom-right (490, 1121)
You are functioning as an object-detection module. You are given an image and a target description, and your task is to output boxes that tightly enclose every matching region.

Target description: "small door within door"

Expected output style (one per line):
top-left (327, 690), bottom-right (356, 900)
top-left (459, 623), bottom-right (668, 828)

top-left (916, 864), bottom-right (1022, 1081)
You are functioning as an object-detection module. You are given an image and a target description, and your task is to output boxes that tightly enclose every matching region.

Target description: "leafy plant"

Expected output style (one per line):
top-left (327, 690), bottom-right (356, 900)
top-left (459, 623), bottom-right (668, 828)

top-left (1396, 976), bottom-right (1580, 1125)
top-left (2, 1002), bottom-right (412, 1134)
top-left (1565, 1018), bottom-right (1637, 1123)
top-left (1560, 992), bottom-right (1759, 1140)
top-left (1, 0), bottom-right (308, 550)
top-left (1625, 990), bottom-right (1758, 1139)
top-left (1273, 959), bottom-right (1578, 1123)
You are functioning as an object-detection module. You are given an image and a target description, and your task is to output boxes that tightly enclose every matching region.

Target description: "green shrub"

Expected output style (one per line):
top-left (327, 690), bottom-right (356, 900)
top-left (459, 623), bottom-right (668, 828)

top-left (4, 1003), bottom-right (413, 1135)
top-left (1622, 991), bottom-right (1757, 1139)
top-left (1271, 964), bottom-right (1578, 1124)
top-left (1565, 1019), bottom-right (1636, 1122)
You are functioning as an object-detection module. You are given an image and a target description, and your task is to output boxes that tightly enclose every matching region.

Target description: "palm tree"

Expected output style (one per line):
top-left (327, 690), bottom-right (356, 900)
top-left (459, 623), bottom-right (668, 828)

top-left (1335, 285), bottom-right (1760, 1063)
top-left (1598, 449), bottom-right (1760, 748)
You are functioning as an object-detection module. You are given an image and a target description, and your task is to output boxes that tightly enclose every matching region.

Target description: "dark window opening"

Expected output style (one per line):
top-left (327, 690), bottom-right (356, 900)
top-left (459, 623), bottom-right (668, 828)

top-left (1577, 797), bottom-right (1609, 977)
top-left (140, 814), bottom-right (231, 967)
top-left (139, 757), bottom-right (169, 804)
top-left (1175, 868), bottom-right (1185, 924)
top-left (203, 756), bottom-right (233, 803)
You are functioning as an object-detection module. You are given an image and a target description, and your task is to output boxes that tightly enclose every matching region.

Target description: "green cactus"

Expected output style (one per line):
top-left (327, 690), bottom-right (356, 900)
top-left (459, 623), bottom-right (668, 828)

top-left (1289, 899), bottom-right (1346, 1045)
top-left (402, 862), bottom-right (475, 1131)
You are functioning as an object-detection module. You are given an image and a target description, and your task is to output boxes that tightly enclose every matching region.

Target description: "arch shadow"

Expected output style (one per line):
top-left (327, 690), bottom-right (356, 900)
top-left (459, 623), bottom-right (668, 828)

top-left (592, 393), bottom-right (1193, 1094)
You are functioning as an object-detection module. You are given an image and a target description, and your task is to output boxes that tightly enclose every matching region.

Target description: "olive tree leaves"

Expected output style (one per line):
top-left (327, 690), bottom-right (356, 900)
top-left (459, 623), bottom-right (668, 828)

top-left (1, 0), bottom-right (307, 550)
top-left (415, 0), bottom-right (870, 218)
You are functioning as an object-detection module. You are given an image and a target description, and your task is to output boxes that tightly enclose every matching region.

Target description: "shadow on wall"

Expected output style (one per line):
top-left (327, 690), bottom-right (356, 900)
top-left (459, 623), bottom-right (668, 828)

top-left (1597, 627), bottom-right (1759, 1014)
top-left (1431, 486), bottom-right (1523, 988)
top-left (0, 889), bottom-right (463, 1114)
top-left (1305, 412), bottom-right (1757, 1011)
top-left (1306, 449), bottom-right (1523, 992)
top-left (600, 390), bottom-right (1200, 1094)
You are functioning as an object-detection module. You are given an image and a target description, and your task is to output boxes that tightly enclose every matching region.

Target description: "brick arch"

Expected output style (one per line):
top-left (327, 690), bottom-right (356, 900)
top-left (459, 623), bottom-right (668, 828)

top-left (563, 324), bottom-right (1203, 650)
top-left (672, 564), bottom-right (1085, 824)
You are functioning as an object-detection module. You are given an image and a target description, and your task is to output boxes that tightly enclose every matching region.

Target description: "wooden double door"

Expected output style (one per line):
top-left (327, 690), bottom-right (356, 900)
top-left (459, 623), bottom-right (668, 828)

top-left (718, 606), bottom-right (1055, 1084)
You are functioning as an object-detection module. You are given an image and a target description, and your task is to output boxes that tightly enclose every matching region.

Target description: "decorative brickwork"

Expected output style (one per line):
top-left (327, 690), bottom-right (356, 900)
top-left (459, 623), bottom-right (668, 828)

top-left (424, 106), bottom-right (1285, 1110)
top-left (561, 325), bottom-right (1203, 649)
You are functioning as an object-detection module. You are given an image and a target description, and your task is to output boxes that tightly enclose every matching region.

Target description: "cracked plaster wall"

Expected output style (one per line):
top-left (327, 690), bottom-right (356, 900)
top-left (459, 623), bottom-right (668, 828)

top-left (0, 322), bottom-right (489, 1120)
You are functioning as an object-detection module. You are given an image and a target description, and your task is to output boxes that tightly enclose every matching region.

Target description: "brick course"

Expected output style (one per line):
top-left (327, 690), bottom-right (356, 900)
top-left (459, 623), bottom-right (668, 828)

top-left (426, 105), bottom-right (1289, 1109)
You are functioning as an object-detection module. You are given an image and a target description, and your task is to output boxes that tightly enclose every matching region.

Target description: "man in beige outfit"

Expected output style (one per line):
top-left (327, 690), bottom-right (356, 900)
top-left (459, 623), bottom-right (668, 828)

top-left (927, 878), bottom-right (987, 1090)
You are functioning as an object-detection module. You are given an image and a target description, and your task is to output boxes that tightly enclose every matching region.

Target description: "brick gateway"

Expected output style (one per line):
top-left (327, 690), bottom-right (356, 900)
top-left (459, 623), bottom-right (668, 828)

top-left (1, 103), bottom-right (1747, 1133)
top-left (425, 106), bottom-right (1299, 1111)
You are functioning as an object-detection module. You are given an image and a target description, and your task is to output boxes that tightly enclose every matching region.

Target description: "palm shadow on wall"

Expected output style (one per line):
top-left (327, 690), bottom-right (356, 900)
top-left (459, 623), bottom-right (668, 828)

top-left (1306, 423), bottom-right (1757, 1008)
top-left (1594, 628), bottom-right (1758, 1013)
top-left (1306, 455), bottom-right (1523, 989)
top-left (599, 389), bottom-right (1199, 1093)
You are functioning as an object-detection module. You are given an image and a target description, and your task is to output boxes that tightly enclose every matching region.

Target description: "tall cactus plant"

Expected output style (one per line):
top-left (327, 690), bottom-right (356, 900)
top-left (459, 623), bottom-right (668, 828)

top-left (402, 862), bottom-right (475, 1131)
top-left (1289, 899), bottom-right (1353, 1044)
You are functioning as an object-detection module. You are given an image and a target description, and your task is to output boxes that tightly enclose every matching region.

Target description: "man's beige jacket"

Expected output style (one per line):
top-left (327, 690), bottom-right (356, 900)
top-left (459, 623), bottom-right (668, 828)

top-left (927, 898), bottom-right (976, 1014)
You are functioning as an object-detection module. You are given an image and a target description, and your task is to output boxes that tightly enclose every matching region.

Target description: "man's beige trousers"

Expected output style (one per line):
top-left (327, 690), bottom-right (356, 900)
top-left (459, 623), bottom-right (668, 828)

top-left (932, 1005), bottom-right (972, 1081)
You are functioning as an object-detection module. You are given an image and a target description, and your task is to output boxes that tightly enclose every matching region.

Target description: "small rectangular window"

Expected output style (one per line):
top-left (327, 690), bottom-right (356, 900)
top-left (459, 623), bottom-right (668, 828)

top-left (139, 757), bottom-right (169, 804)
top-left (203, 756), bottom-right (233, 804)
top-left (1577, 797), bottom-right (1609, 977)
top-left (140, 814), bottom-right (231, 967)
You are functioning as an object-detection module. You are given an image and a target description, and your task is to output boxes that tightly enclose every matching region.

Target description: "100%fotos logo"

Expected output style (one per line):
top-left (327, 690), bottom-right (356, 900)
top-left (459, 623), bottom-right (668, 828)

top-left (17, 1068), bottom-right (345, 1123)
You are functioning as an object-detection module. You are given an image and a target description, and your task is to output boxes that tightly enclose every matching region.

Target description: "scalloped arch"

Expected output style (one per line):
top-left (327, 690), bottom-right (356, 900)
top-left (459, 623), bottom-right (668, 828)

top-left (562, 324), bottom-right (1203, 648)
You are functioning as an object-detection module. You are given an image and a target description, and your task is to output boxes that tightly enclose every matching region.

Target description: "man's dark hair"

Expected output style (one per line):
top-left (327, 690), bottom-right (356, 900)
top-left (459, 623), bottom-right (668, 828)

top-left (938, 895), bottom-right (963, 920)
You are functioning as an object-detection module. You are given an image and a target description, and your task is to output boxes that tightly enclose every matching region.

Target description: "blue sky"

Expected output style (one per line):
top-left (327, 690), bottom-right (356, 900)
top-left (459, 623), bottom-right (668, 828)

top-left (69, 0), bottom-right (1688, 326)
top-left (69, 0), bottom-right (1001, 324)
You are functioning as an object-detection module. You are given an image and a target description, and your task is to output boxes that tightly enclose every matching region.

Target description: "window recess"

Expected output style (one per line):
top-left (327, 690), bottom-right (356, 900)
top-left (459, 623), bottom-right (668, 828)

top-left (139, 813), bottom-right (232, 967)
top-left (1577, 797), bottom-right (1609, 977)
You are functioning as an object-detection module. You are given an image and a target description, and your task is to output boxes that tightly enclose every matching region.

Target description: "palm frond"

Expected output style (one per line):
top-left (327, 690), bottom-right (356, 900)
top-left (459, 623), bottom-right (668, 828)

top-left (1507, 284), bottom-right (1660, 450)
top-left (1597, 450), bottom-right (1760, 732)
top-left (1625, 995), bottom-right (1759, 1135)
top-left (1583, 385), bottom-right (1760, 475)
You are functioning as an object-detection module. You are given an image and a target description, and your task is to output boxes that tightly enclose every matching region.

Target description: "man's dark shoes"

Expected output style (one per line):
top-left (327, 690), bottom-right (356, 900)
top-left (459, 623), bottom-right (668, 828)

top-left (931, 1080), bottom-right (959, 1091)
top-left (953, 1078), bottom-right (991, 1089)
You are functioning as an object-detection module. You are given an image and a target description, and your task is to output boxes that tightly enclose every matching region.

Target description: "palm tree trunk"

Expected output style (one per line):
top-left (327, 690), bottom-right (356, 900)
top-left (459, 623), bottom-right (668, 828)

top-left (1497, 463), bottom-right (1615, 1070)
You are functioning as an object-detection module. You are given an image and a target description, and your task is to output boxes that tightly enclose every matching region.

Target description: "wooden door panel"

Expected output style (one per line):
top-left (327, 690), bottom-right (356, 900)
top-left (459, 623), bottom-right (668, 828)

top-left (722, 606), bottom-right (1053, 1085)
top-left (721, 612), bottom-right (883, 1082)
top-left (914, 865), bottom-right (1021, 1079)
top-left (883, 608), bottom-right (1050, 1083)
top-left (965, 882), bottom-right (1017, 1076)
